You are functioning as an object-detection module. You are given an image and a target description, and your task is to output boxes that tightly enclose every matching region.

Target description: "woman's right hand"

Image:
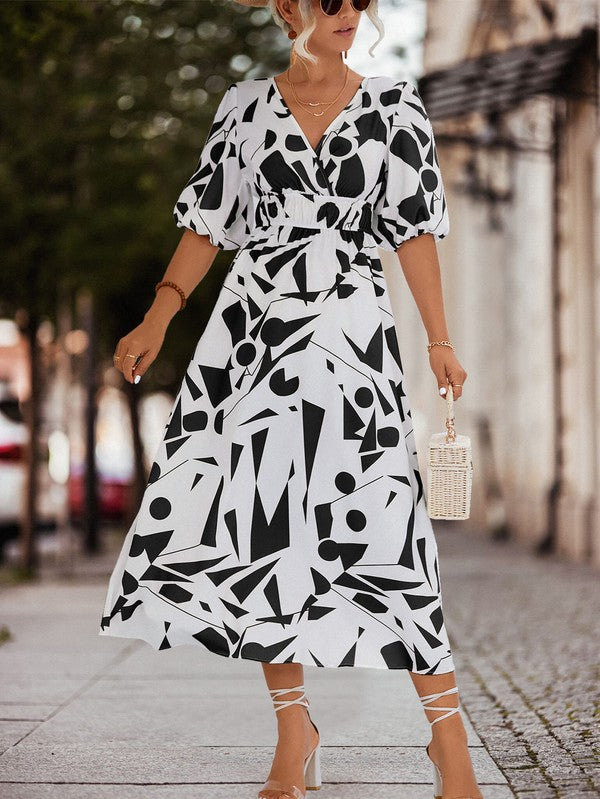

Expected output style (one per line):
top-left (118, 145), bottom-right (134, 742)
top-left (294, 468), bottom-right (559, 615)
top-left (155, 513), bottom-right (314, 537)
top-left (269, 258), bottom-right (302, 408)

top-left (113, 316), bottom-right (167, 384)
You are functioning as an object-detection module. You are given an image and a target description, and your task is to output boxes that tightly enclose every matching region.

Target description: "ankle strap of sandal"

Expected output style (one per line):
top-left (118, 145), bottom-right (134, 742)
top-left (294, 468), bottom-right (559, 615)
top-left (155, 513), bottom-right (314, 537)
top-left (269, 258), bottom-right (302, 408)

top-left (267, 684), bottom-right (309, 712)
top-left (419, 685), bottom-right (460, 725)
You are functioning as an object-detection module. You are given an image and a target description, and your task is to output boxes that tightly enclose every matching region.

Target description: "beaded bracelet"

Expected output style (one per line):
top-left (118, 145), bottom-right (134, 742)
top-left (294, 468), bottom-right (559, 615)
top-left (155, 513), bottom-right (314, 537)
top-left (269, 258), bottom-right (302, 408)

top-left (427, 339), bottom-right (454, 353)
top-left (155, 280), bottom-right (187, 310)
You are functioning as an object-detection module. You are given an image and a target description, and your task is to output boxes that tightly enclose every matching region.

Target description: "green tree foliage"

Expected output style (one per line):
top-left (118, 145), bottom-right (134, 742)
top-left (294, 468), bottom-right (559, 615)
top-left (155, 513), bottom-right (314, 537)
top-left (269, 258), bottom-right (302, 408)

top-left (0, 0), bottom-right (286, 388)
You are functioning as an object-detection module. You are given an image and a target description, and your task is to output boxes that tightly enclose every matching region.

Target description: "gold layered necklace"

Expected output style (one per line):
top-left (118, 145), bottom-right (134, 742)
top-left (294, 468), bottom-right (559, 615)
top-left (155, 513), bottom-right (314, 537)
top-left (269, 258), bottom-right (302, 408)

top-left (285, 64), bottom-right (349, 118)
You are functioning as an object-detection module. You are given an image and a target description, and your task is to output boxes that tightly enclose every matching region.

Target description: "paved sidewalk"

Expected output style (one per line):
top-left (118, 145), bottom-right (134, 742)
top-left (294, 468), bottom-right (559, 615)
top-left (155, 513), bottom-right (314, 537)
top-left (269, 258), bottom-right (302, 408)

top-left (0, 524), bottom-right (597, 798)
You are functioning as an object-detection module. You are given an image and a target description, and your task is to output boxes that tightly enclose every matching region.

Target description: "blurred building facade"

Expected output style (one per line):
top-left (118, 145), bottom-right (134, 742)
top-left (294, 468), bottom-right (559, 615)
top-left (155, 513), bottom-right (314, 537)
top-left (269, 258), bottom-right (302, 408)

top-left (382, 0), bottom-right (600, 567)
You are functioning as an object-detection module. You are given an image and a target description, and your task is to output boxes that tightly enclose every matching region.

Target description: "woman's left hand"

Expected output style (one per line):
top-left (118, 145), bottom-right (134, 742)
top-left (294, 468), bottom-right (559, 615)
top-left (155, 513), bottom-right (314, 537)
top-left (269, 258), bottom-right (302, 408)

top-left (428, 346), bottom-right (467, 400)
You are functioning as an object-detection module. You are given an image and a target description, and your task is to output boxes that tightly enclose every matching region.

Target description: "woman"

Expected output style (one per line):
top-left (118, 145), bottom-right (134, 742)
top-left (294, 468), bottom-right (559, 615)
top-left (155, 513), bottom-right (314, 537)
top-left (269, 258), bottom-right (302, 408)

top-left (101, 1), bottom-right (479, 797)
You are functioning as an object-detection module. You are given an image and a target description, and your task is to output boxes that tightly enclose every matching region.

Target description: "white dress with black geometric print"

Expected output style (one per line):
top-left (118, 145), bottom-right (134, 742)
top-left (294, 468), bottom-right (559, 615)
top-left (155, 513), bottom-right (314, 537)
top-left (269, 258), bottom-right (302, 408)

top-left (99, 75), bottom-right (455, 674)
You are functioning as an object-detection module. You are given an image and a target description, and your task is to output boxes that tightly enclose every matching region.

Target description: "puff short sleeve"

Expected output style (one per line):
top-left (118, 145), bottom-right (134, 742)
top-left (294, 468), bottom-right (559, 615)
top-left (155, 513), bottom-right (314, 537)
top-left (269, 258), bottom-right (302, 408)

top-left (173, 83), bottom-right (253, 250)
top-left (373, 80), bottom-right (449, 251)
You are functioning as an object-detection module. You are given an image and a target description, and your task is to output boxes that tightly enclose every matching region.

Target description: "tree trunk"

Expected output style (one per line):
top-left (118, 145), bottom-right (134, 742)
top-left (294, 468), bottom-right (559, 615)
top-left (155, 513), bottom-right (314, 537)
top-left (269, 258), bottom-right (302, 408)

top-left (77, 289), bottom-right (99, 554)
top-left (20, 311), bottom-right (41, 576)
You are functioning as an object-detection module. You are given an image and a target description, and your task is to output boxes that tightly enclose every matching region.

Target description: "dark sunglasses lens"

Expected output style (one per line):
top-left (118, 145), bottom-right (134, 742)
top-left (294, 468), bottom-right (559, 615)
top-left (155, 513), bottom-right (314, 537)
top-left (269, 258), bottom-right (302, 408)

top-left (321, 0), bottom-right (342, 13)
top-left (321, 0), bottom-right (372, 13)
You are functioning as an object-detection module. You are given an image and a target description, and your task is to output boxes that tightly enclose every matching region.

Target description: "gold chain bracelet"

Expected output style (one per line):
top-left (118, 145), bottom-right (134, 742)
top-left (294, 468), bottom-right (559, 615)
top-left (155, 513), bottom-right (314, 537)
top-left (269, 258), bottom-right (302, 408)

top-left (427, 339), bottom-right (454, 353)
top-left (155, 280), bottom-right (187, 310)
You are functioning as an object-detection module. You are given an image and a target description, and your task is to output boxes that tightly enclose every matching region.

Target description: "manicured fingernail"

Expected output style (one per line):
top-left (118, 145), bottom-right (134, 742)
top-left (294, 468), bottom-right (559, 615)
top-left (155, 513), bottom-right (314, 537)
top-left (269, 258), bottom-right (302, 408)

top-left (134, 374), bottom-right (141, 384)
top-left (439, 387), bottom-right (447, 396)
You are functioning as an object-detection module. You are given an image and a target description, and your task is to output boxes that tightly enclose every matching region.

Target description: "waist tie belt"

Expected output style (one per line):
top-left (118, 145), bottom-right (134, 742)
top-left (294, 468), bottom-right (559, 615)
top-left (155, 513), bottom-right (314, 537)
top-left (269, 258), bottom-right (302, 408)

top-left (254, 190), bottom-right (375, 234)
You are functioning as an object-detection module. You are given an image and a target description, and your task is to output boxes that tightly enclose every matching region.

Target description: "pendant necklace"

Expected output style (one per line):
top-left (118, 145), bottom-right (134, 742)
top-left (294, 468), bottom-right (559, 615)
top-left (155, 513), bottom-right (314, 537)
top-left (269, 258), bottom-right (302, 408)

top-left (285, 64), bottom-right (349, 117)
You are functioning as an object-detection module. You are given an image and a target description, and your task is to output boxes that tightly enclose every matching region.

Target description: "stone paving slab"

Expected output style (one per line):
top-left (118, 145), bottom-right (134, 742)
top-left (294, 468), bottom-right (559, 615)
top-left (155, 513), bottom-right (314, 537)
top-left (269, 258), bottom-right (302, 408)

top-left (0, 783), bottom-right (517, 799)
top-left (68, 671), bottom-right (480, 745)
top-left (0, 721), bottom-right (38, 750)
top-left (20, 678), bottom-right (456, 746)
top-left (0, 743), bottom-right (505, 785)
top-left (0, 677), bottom-right (95, 704)
top-left (0, 705), bottom-right (57, 721)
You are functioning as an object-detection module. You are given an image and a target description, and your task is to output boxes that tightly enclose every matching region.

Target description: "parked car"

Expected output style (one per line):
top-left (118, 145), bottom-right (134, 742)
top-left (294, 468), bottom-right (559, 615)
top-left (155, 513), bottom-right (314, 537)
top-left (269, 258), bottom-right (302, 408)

top-left (68, 463), bottom-right (131, 521)
top-left (0, 392), bottom-right (27, 530)
top-left (0, 387), bottom-right (57, 557)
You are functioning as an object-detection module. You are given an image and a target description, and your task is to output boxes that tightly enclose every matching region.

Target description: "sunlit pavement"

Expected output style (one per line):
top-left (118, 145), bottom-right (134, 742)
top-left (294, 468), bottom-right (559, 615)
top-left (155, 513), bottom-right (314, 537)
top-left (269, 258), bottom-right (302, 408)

top-left (0, 523), bottom-right (598, 798)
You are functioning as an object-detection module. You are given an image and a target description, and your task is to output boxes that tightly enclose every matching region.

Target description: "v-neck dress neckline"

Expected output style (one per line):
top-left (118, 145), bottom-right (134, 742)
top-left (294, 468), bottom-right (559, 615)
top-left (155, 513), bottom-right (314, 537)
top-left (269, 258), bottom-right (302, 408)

top-left (270, 75), bottom-right (368, 156)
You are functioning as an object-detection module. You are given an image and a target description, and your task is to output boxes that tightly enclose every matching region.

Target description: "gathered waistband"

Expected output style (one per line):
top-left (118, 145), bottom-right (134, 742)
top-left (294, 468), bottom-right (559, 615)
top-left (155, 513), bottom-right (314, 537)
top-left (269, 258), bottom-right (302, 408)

top-left (253, 190), bottom-right (375, 234)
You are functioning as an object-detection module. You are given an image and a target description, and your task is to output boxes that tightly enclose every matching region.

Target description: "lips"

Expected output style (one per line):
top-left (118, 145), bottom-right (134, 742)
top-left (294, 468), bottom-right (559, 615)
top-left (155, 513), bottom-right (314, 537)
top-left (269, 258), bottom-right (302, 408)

top-left (336, 26), bottom-right (354, 32)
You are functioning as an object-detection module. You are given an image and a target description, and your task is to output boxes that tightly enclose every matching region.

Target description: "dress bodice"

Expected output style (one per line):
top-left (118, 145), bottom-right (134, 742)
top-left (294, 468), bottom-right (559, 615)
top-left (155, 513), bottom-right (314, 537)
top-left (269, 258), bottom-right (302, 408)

top-left (173, 75), bottom-right (450, 252)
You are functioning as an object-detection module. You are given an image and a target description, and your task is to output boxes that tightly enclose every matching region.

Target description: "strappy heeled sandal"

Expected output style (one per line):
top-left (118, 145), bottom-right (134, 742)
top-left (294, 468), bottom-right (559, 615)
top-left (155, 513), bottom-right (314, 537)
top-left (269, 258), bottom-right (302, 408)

top-left (419, 685), bottom-right (481, 799)
top-left (257, 683), bottom-right (321, 799)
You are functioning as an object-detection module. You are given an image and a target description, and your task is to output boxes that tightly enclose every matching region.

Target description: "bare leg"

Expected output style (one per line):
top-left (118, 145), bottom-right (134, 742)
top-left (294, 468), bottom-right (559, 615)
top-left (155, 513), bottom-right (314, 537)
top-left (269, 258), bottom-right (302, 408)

top-left (258, 662), bottom-right (320, 798)
top-left (410, 670), bottom-right (483, 799)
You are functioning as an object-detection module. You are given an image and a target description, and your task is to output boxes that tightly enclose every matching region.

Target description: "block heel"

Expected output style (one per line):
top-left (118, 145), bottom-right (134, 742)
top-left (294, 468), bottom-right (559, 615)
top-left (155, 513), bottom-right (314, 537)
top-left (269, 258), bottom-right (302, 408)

top-left (258, 683), bottom-right (321, 799)
top-left (430, 747), bottom-right (443, 799)
top-left (304, 737), bottom-right (321, 790)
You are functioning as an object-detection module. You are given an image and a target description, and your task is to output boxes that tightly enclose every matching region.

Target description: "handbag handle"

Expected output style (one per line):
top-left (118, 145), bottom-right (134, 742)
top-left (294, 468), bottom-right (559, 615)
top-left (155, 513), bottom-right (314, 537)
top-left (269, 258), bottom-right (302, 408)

top-left (444, 384), bottom-right (456, 444)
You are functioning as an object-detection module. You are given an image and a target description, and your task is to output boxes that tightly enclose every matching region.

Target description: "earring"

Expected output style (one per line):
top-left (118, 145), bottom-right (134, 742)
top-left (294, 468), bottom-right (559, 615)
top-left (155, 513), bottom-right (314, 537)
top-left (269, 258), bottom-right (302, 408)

top-left (288, 28), bottom-right (297, 39)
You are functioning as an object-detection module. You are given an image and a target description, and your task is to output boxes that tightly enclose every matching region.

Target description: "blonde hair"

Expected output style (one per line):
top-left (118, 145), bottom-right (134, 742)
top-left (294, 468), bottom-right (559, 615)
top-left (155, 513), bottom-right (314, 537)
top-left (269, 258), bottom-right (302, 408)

top-left (267, 0), bottom-right (384, 65)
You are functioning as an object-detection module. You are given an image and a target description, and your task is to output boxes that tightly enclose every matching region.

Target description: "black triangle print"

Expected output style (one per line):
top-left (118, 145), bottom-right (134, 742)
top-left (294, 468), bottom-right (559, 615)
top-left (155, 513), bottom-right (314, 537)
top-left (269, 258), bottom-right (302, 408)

top-left (185, 372), bottom-right (203, 400)
top-left (165, 397), bottom-right (182, 439)
top-left (200, 475), bottom-right (225, 548)
top-left (166, 435), bottom-right (191, 459)
top-left (230, 559), bottom-right (279, 603)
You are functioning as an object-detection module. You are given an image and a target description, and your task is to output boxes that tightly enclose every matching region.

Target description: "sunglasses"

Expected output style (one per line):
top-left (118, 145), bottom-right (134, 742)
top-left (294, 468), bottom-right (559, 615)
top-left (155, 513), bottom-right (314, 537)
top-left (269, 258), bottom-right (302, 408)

top-left (319, 0), bottom-right (372, 14)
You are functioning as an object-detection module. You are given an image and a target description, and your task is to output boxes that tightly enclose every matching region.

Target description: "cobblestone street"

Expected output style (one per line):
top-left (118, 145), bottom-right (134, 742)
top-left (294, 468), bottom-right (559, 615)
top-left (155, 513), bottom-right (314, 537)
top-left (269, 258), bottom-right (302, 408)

top-left (438, 527), bottom-right (600, 798)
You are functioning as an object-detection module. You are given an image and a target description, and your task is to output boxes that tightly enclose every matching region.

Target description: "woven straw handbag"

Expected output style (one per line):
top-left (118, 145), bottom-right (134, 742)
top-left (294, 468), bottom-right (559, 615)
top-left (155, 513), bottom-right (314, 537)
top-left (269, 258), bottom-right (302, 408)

top-left (426, 384), bottom-right (473, 519)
